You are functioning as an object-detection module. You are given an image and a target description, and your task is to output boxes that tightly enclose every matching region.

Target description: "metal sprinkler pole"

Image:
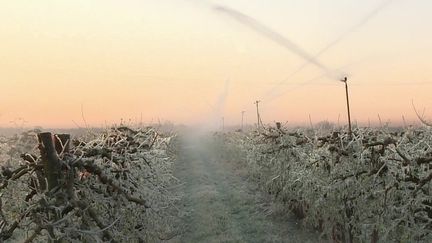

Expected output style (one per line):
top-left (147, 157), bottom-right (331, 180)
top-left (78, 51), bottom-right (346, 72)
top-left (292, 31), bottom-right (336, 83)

top-left (254, 100), bottom-right (261, 128)
top-left (241, 111), bottom-right (245, 131)
top-left (341, 77), bottom-right (352, 138)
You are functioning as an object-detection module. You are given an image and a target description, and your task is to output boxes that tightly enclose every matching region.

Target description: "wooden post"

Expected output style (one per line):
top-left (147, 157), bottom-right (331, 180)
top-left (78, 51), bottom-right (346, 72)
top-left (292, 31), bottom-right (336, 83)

top-left (38, 132), bottom-right (61, 191)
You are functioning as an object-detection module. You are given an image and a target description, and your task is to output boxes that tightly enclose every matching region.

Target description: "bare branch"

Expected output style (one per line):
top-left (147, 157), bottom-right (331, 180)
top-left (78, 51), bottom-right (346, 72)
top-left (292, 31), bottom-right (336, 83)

top-left (412, 100), bottom-right (432, 127)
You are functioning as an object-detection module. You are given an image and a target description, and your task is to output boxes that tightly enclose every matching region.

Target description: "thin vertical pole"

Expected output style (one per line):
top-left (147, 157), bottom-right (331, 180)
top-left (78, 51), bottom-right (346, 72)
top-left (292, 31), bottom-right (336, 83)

top-left (308, 114), bottom-right (313, 130)
top-left (341, 77), bottom-right (352, 138)
top-left (241, 111), bottom-right (245, 131)
top-left (402, 115), bottom-right (407, 129)
top-left (254, 100), bottom-right (261, 128)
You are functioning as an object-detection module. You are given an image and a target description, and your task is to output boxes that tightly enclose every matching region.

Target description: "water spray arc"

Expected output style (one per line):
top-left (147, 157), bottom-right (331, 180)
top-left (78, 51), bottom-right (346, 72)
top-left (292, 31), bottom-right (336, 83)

top-left (213, 5), bottom-right (334, 77)
top-left (263, 0), bottom-right (395, 100)
top-left (211, 1), bottom-right (395, 129)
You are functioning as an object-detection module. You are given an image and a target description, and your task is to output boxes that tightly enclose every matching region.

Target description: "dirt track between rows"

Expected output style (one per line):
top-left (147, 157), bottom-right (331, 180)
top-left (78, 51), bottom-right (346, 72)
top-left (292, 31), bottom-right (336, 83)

top-left (168, 134), bottom-right (320, 243)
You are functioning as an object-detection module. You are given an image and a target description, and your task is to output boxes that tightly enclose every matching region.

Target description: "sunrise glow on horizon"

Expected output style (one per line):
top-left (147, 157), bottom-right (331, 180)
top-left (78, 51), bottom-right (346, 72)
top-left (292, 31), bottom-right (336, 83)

top-left (0, 0), bottom-right (431, 128)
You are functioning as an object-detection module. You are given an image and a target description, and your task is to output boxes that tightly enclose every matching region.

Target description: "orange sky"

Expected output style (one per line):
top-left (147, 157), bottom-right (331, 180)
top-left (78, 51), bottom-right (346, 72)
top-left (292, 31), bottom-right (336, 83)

top-left (0, 0), bottom-right (431, 128)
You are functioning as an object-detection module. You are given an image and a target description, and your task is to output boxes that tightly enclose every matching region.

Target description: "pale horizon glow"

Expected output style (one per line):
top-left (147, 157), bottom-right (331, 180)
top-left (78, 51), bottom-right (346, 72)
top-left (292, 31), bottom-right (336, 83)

top-left (0, 0), bottom-right (431, 128)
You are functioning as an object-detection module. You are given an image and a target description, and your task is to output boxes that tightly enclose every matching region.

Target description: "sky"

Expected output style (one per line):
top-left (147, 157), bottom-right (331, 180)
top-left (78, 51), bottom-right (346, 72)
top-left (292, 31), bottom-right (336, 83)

top-left (0, 0), bottom-right (431, 128)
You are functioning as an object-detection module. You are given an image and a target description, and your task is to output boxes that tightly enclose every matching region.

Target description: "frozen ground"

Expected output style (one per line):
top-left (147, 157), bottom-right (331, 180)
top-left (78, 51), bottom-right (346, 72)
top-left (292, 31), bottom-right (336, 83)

top-left (167, 133), bottom-right (321, 243)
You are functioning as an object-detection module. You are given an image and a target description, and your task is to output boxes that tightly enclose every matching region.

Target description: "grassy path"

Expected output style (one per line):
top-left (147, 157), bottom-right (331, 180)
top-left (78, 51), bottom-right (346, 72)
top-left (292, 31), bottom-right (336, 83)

top-left (168, 134), bottom-right (321, 243)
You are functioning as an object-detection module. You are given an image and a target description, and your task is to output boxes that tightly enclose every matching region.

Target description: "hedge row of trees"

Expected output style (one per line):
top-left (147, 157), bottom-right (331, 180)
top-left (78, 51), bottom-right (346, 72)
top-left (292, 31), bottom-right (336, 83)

top-left (220, 125), bottom-right (432, 242)
top-left (0, 126), bottom-right (179, 242)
